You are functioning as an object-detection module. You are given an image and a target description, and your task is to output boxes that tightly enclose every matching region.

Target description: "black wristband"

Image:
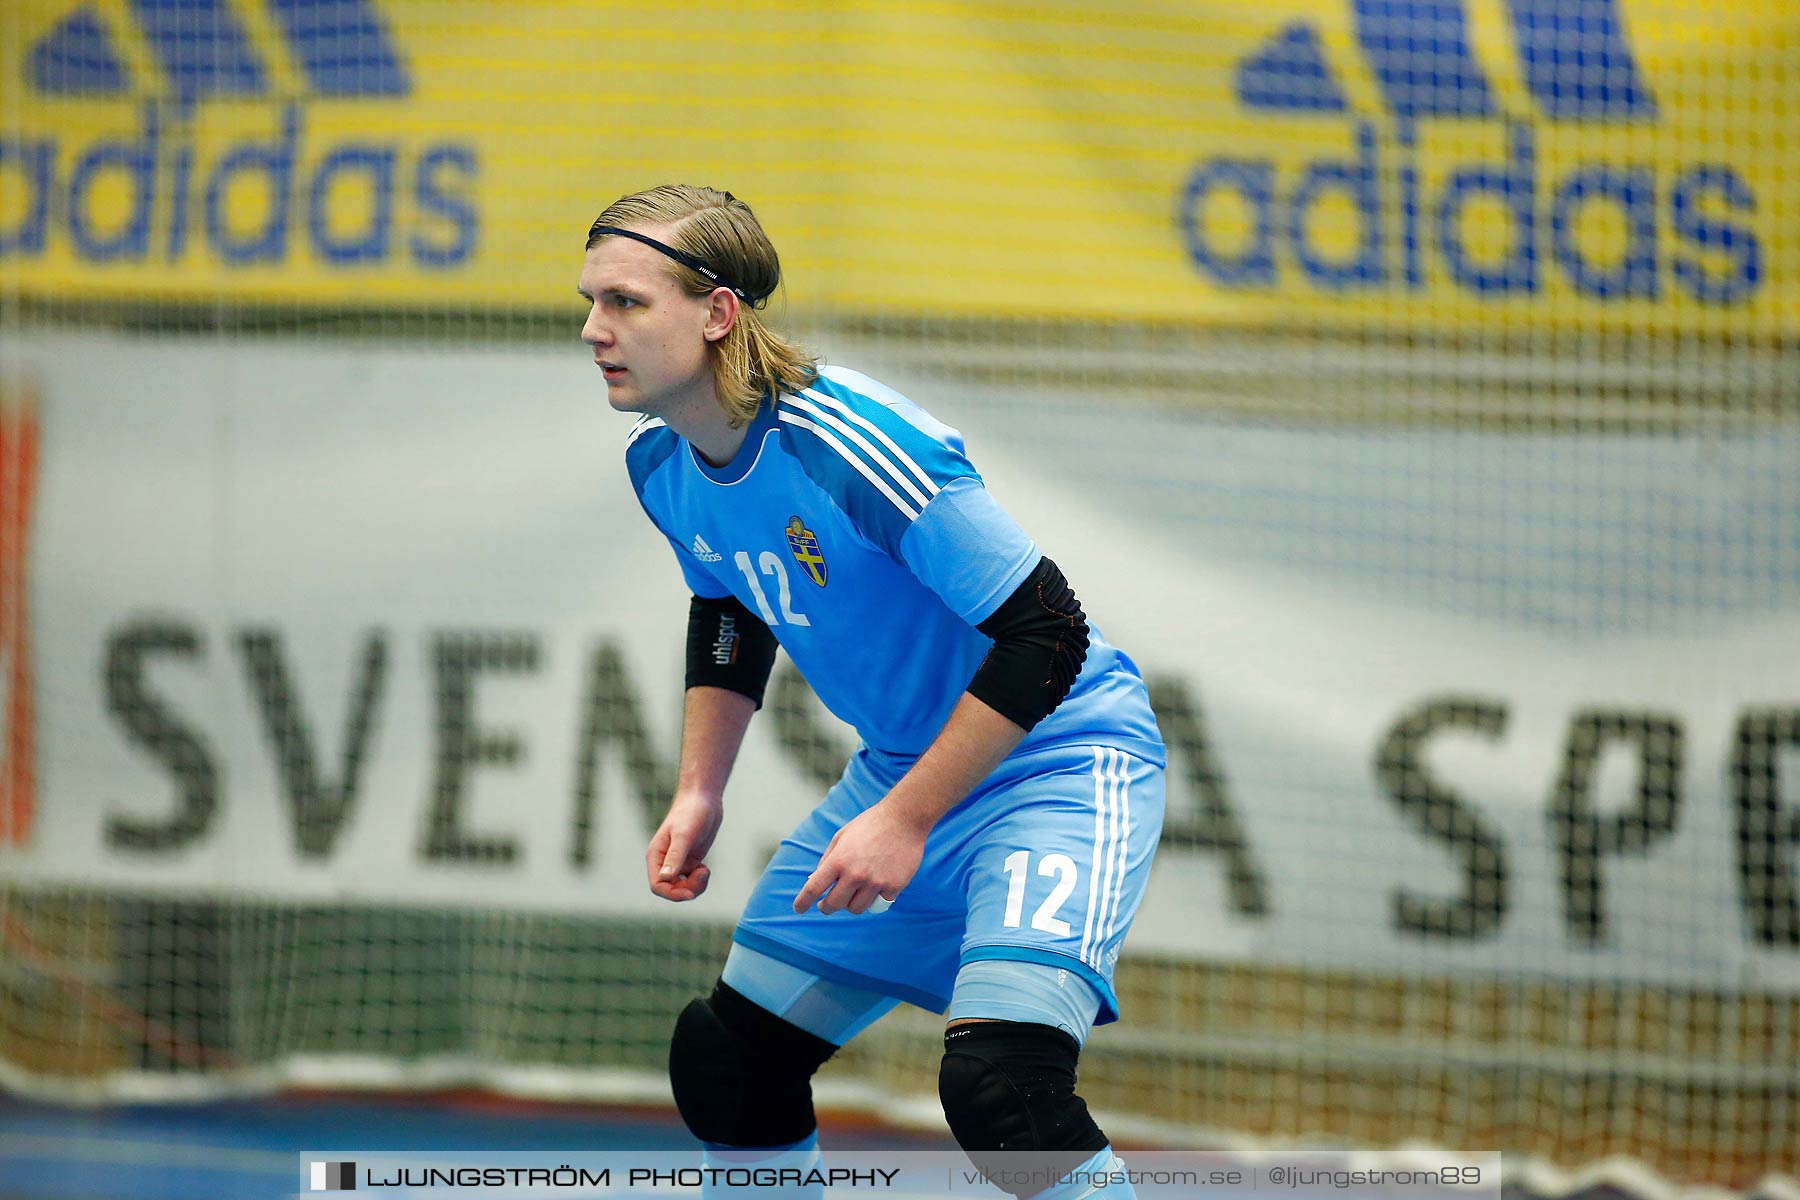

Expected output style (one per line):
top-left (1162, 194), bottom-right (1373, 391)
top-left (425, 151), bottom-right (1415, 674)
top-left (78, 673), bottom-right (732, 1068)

top-left (685, 594), bottom-right (778, 707)
top-left (968, 556), bottom-right (1090, 731)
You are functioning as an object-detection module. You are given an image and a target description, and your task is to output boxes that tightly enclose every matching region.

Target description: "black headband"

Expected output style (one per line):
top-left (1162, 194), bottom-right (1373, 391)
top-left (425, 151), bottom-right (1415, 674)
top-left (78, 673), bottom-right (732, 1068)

top-left (590, 225), bottom-right (767, 305)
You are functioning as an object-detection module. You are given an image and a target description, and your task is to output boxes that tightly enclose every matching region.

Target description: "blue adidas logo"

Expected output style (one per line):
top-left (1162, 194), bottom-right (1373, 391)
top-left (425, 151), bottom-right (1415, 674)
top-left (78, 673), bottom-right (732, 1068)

top-left (1237, 0), bottom-right (1654, 126)
top-left (28, 0), bottom-right (410, 111)
top-left (3, 0), bottom-right (477, 270)
top-left (1175, 0), bottom-right (1759, 305)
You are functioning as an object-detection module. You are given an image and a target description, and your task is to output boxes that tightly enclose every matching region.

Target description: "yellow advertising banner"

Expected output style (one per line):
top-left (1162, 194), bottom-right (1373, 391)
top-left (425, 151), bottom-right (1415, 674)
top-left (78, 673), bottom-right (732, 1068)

top-left (2, 0), bottom-right (1794, 335)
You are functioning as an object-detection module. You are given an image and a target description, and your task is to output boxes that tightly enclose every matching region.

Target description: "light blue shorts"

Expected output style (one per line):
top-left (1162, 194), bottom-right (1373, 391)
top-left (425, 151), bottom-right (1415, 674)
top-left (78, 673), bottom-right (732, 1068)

top-left (733, 742), bottom-right (1164, 1024)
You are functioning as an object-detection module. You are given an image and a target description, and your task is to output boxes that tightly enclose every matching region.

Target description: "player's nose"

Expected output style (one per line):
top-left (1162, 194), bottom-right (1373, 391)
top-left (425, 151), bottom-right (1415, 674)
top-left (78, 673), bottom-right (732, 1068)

top-left (581, 307), bottom-right (610, 347)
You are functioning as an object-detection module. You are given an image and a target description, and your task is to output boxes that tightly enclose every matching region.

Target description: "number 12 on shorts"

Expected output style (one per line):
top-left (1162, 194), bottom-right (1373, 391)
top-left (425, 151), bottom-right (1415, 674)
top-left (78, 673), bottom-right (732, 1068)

top-left (1000, 850), bottom-right (1078, 936)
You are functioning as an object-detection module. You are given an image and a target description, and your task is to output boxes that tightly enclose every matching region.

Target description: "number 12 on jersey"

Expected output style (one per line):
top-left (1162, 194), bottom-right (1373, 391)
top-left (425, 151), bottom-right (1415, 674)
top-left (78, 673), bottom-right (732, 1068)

top-left (734, 550), bottom-right (811, 627)
top-left (1000, 850), bottom-right (1078, 936)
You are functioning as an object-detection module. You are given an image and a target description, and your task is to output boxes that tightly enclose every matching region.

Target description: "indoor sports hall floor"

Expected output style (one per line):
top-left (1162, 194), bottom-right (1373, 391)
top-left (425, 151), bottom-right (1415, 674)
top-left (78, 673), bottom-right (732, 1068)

top-left (0, 1093), bottom-right (954, 1200)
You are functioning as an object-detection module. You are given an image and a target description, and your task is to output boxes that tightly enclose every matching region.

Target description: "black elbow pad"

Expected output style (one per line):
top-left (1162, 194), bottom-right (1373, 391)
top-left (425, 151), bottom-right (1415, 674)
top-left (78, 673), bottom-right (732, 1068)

top-left (685, 594), bottom-right (778, 707)
top-left (968, 557), bottom-right (1090, 731)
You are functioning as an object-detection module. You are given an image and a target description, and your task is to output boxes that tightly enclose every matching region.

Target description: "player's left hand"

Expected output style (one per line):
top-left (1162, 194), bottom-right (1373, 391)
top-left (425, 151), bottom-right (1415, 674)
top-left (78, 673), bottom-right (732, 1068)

top-left (793, 803), bottom-right (926, 915)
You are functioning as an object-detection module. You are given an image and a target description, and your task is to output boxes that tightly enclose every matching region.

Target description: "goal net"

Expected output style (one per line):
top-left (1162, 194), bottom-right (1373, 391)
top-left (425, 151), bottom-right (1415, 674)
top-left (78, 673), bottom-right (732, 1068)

top-left (2, 0), bottom-right (1796, 1191)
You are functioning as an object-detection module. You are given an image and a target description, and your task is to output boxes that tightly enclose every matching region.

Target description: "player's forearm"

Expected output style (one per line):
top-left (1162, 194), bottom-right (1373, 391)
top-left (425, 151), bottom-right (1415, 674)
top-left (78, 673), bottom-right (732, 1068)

top-left (675, 685), bottom-right (758, 802)
top-left (877, 556), bottom-right (1089, 831)
top-left (878, 694), bottom-right (1026, 833)
top-left (676, 591), bottom-right (776, 802)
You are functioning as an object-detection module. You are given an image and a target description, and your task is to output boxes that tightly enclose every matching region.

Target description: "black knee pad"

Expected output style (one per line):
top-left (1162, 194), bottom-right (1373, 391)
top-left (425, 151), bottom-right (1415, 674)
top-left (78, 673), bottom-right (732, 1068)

top-left (668, 981), bottom-right (838, 1148)
top-left (939, 1021), bottom-right (1109, 1195)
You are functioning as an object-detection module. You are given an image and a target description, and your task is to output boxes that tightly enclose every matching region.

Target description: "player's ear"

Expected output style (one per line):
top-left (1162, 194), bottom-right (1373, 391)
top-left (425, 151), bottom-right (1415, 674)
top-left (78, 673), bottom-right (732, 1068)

top-left (702, 287), bottom-right (739, 343)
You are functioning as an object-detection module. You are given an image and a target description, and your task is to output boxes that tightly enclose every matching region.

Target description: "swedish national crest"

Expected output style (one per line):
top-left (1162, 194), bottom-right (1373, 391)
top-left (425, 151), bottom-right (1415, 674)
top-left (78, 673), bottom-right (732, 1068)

top-left (786, 516), bottom-right (827, 587)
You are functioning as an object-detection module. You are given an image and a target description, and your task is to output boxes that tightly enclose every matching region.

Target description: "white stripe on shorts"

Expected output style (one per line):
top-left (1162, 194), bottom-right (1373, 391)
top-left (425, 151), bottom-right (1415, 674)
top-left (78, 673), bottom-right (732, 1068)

top-left (1090, 750), bottom-right (1126, 969)
top-left (1081, 748), bottom-right (1124, 969)
top-left (1087, 752), bottom-right (1130, 957)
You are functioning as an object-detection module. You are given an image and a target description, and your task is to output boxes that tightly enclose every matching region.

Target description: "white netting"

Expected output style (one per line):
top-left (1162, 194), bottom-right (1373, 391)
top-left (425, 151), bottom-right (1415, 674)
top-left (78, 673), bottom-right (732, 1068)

top-left (2, 0), bottom-right (1796, 1191)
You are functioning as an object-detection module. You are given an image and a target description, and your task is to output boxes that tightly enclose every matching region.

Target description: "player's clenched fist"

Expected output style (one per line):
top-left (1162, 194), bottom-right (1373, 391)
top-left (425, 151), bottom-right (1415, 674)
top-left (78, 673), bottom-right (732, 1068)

top-left (793, 803), bottom-right (926, 915)
top-left (646, 793), bottom-right (724, 902)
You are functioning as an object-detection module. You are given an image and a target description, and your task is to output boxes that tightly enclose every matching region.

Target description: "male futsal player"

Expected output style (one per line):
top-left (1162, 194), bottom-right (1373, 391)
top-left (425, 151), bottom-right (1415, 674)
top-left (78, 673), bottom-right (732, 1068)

top-left (581, 185), bottom-right (1164, 1200)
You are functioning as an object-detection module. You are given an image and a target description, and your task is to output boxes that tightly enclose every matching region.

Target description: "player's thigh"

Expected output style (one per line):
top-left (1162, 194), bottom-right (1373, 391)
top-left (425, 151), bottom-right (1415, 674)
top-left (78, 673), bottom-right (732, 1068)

top-left (733, 750), bottom-right (966, 1012)
top-left (720, 943), bottom-right (899, 1044)
top-left (959, 746), bottom-right (1164, 1021)
top-left (946, 958), bottom-right (1101, 1046)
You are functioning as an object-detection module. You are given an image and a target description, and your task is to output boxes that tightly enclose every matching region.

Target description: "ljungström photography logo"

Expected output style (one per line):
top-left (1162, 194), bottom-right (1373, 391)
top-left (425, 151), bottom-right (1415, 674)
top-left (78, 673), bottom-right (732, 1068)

top-left (310, 1160), bottom-right (356, 1191)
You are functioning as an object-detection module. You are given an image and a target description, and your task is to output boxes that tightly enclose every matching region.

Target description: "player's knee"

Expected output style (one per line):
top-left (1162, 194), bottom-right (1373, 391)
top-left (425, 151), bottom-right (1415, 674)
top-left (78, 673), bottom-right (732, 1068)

top-left (668, 981), bottom-right (838, 1148)
top-left (939, 1020), bottom-right (1110, 1176)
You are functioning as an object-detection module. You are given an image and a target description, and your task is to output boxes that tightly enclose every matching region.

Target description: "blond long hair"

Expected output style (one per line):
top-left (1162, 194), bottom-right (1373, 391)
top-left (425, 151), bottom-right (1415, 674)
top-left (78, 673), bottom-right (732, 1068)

top-left (586, 186), bottom-right (818, 428)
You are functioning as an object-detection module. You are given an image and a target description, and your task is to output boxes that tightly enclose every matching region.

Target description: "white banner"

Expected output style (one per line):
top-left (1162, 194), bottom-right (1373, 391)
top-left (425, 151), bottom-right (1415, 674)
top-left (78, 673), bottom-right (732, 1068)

top-left (3, 331), bottom-right (1797, 991)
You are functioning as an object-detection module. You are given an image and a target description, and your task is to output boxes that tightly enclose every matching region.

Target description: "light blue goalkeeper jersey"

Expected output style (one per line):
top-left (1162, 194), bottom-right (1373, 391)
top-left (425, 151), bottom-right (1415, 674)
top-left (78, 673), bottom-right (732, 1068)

top-left (625, 366), bottom-right (1164, 766)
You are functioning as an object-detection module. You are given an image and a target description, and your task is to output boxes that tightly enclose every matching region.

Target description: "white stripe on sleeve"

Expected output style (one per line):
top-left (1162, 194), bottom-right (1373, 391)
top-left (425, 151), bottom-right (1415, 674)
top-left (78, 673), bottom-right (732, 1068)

top-left (800, 388), bottom-right (943, 499)
top-left (624, 417), bottom-right (666, 449)
top-left (785, 394), bottom-right (932, 509)
top-left (777, 409), bottom-right (922, 521)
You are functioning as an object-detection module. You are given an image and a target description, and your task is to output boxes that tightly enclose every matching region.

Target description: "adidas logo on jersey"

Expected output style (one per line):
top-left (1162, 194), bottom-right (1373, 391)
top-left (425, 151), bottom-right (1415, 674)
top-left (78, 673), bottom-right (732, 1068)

top-left (691, 535), bottom-right (722, 563)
